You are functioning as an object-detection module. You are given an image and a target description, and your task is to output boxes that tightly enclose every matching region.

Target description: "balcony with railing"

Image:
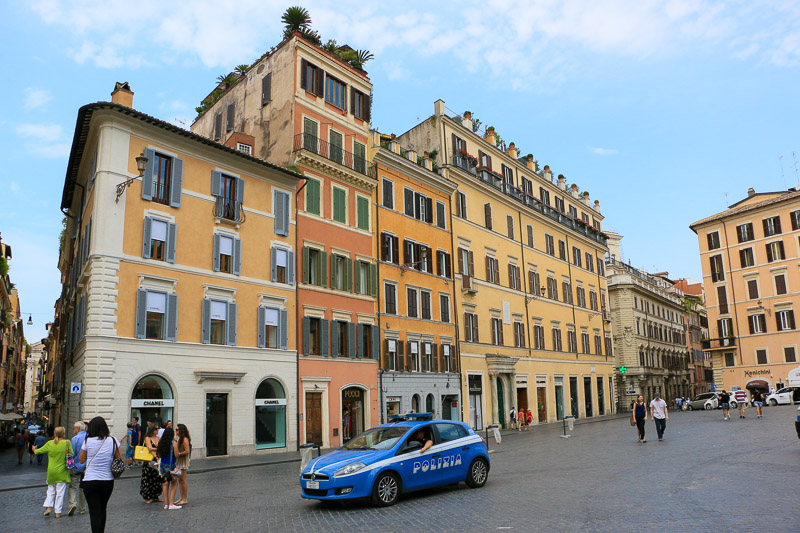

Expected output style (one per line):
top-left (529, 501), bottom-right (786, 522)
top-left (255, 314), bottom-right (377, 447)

top-left (453, 154), bottom-right (608, 246)
top-left (213, 196), bottom-right (246, 224)
top-left (701, 336), bottom-right (736, 350)
top-left (293, 133), bottom-right (375, 178)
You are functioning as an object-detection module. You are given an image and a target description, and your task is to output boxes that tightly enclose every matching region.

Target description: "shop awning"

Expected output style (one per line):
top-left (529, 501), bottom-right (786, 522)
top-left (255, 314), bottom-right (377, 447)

top-left (745, 380), bottom-right (769, 389)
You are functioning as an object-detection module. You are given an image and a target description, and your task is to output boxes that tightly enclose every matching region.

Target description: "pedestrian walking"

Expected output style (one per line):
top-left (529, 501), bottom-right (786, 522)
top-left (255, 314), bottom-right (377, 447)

top-left (675, 397), bottom-right (683, 411)
top-left (14, 428), bottom-right (27, 464)
top-left (79, 416), bottom-right (122, 533)
top-left (28, 429), bottom-right (36, 464)
top-left (175, 424), bottom-right (192, 506)
top-left (649, 394), bottom-right (669, 441)
top-left (526, 409), bottom-right (533, 430)
top-left (632, 395), bottom-right (647, 443)
top-left (122, 423), bottom-right (135, 467)
top-left (518, 409), bottom-right (525, 431)
top-left (68, 421), bottom-right (87, 516)
top-left (719, 390), bottom-right (731, 420)
top-left (34, 432), bottom-right (47, 465)
top-left (509, 407), bottom-right (516, 430)
top-left (131, 416), bottom-right (142, 449)
top-left (733, 389), bottom-right (747, 419)
top-left (752, 390), bottom-right (764, 418)
top-left (156, 427), bottom-right (182, 510)
top-left (33, 426), bottom-right (73, 517)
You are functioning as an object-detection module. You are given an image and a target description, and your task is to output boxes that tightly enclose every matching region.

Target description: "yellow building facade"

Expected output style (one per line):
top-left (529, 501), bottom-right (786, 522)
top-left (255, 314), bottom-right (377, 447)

top-left (691, 187), bottom-right (800, 394)
top-left (59, 85), bottom-right (302, 456)
top-left (371, 133), bottom-right (461, 422)
top-left (401, 102), bottom-right (615, 428)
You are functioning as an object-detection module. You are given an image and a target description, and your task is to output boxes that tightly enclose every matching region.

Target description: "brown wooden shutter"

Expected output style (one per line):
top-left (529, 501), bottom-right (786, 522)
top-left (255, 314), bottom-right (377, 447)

top-left (452, 133), bottom-right (458, 154)
top-left (779, 241), bottom-right (785, 258)
top-left (383, 339), bottom-right (390, 369)
top-left (315, 68), bottom-right (324, 97)
top-left (365, 94), bottom-right (371, 122)
top-left (717, 286), bottom-right (728, 314)
top-left (350, 88), bottom-right (355, 115)
top-left (468, 251), bottom-right (474, 276)
top-left (484, 203), bottom-right (492, 229)
top-left (381, 234), bottom-right (389, 261)
top-left (507, 215), bottom-right (514, 238)
top-left (432, 343), bottom-right (439, 372)
top-left (766, 243), bottom-right (773, 262)
top-left (493, 259), bottom-right (500, 284)
top-left (485, 256), bottom-right (491, 280)
top-left (473, 316), bottom-right (479, 343)
top-left (776, 274), bottom-right (787, 294)
top-left (457, 248), bottom-right (465, 274)
top-left (226, 103), bottom-right (234, 132)
top-left (464, 313), bottom-right (470, 341)
top-left (392, 236), bottom-right (399, 265)
top-left (762, 218), bottom-right (769, 236)
top-left (397, 340), bottom-right (405, 370)
top-left (706, 233), bottom-right (714, 250)
top-left (775, 217), bottom-right (782, 233)
top-left (421, 345), bottom-right (428, 372)
top-left (300, 59), bottom-right (308, 90)
top-left (508, 264), bottom-right (514, 288)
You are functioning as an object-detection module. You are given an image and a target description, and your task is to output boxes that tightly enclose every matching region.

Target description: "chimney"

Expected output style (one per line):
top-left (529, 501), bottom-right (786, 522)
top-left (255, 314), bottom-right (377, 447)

top-left (747, 187), bottom-right (755, 197)
top-left (434, 99), bottom-right (445, 117)
top-left (111, 82), bottom-right (134, 108)
top-left (462, 111), bottom-right (473, 131)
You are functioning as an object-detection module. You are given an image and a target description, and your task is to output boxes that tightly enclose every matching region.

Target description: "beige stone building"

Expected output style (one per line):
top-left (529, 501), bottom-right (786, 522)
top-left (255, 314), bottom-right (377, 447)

top-left (606, 233), bottom-right (692, 409)
top-left (690, 187), bottom-right (800, 394)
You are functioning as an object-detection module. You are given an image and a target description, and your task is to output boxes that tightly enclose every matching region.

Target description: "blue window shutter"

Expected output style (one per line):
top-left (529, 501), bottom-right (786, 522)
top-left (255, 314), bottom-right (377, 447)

top-left (302, 247), bottom-right (309, 283)
top-left (166, 222), bottom-right (177, 264)
top-left (270, 247), bottom-right (277, 282)
top-left (303, 316), bottom-right (310, 355)
top-left (371, 326), bottom-right (380, 360)
top-left (142, 217), bottom-right (152, 258)
top-left (331, 320), bottom-right (339, 357)
top-left (212, 234), bottom-right (220, 272)
top-left (357, 324), bottom-right (364, 359)
top-left (135, 289), bottom-right (147, 339)
top-left (166, 294), bottom-right (178, 342)
top-left (274, 191), bottom-right (286, 236)
top-left (201, 299), bottom-right (210, 344)
top-left (348, 322), bottom-right (356, 358)
top-left (141, 148), bottom-right (155, 200)
top-left (257, 306), bottom-right (266, 348)
top-left (226, 301), bottom-right (237, 346)
top-left (211, 170), bottom-right (222, 197)
top-left (236, 177), bottom-right (245, 205)
top-left (283, 192), bottom-right (290, 233)
top-left (320, 319), bottom-right (329, 357)
top-left (287, 251), bottom-right (295, 285)
top-left (279, 310), bottom-right (288, 350)
top-left (233, 238), bottom-right (242, 275)
top-left (170, 157), bottom-right (183, 207)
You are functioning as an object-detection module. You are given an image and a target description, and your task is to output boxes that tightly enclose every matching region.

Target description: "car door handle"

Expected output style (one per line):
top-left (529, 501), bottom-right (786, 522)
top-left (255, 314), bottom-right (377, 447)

top-left (462, 446), bottom-right (470, 451)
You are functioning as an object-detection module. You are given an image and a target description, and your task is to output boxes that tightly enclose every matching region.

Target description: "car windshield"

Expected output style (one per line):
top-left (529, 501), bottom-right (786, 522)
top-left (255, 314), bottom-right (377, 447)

top-left (341, 427), bottom-right (411, 451)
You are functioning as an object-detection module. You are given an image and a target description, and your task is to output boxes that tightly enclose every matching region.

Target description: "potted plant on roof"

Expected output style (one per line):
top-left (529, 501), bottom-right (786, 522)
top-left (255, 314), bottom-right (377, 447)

top-left (570, 182), bottom-right (578, 197)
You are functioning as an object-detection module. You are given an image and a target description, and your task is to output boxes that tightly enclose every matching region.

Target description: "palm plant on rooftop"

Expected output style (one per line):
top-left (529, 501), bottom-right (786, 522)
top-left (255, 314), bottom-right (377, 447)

top-left (234, 64), bottom-right (249, 77)
top-left (282, 6), bottom-right (312, 39)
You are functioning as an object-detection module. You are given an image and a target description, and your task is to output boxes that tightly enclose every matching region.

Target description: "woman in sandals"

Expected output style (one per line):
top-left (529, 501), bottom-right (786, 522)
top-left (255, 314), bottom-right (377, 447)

top-left (633, 395), bottom-right (648, 443)
top-left (175, 424), bottom-right (192, 505)
top-left (156, 427), bottom-right (181, 510)
top-left (139, 424), bottom-right (162, 504)
top-left (33, 426), bottom-right (73, 517)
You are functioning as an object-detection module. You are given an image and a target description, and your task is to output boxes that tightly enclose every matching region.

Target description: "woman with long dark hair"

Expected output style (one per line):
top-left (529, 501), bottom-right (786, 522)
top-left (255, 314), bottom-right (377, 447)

top-left (78, 416), bottom-right (121, 533)
top-left (632, 395), bottom-right (648, 443)
top-left (139, 424), bottom-right (162, 504)
top-left (156, 427), bottom-right (181, 509)
top-left (175, 424), bottom-right (192, 505)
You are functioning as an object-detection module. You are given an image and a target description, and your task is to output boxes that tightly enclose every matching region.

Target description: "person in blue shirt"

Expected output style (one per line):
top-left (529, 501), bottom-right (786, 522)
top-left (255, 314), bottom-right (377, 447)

top-left (33, 432), bottom-right (48, 465)
top-left (68, 421), bottom-right (87, 516)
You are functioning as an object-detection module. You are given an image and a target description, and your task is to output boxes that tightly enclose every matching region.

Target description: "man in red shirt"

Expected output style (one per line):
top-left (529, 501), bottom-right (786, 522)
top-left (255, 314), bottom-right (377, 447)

top-left (733, 388), bottom-right (747, 419)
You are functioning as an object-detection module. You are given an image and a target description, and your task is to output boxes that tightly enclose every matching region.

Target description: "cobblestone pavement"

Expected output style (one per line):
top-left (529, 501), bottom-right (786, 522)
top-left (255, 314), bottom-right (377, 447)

top-left (1, 406), bottom-right (797, 532)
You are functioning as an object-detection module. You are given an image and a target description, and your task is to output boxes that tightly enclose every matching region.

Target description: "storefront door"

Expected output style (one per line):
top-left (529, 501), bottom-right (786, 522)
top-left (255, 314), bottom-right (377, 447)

top-left (555, 376), bottom-right (565, 420)
top-left (468, 375), bottom-right (483, 430)
top-left (496, 377), bottom-right (505, 429)
top-left (342, 387), bottom-right (364, 441)
top-left (597, 377), bottom-right (605, 415)
top-left (569, 377), bottom-right (579, 419)
top-left (205, 393), bottom-right (228, 457)
top-left (130, 375), bottom-right (174, 431)
top-left (255, 379), bottom-right (286, 449)
top-left (305, 392), bottom-right (322, 445)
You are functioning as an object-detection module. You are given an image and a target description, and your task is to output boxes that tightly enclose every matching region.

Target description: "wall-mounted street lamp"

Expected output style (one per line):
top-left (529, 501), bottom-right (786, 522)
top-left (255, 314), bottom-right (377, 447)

top-left (115, 152), bottom-right (149, 203)
top-left (525, 286), bottom-right (546, 304)
top-left (400, 247), bottom-right (428, 275)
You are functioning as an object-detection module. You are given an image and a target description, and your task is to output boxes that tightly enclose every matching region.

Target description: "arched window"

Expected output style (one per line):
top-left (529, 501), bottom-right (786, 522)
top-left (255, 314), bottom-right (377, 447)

top-left (255, 378), bottom-right (286, 449)
top-left (411, 394), bottom-right (421, 413)
top-left (425, 393), bottom-right (435, 414)
top-left (130, 374), bottom-right (174, 431)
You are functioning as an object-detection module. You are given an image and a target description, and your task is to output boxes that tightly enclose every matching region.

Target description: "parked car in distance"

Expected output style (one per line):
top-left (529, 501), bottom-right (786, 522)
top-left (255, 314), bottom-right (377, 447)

top-left (766, 386), bottom-right (800, 406)
top-left (687, 392), bottom-right (718, 411)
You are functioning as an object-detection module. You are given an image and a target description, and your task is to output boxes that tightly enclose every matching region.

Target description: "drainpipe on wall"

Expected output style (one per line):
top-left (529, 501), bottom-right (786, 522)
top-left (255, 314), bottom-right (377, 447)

top-left (295, 176), bottom-right (307, 450)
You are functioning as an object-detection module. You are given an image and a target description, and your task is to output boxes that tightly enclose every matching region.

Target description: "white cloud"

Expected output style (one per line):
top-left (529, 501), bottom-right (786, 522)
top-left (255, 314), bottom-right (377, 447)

top-left (9, 182), bottom-right (19, 193)
top-left (17, 123), bottom-right (63, 142)
top-left (24, 88), bottom-right (52, 109)
top-left (588, 147), bottom-right (619, 156)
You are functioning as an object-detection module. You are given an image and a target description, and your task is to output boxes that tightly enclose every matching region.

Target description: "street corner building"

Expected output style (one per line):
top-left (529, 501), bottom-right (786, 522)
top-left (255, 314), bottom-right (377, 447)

top-left (691, 186), bottom-right (800, 394)
top-left (58, 83), bottom-right (302, 457)
top-left (189, 33), bottom-right (380, 449)
top-left (398, 102), bottom-right (615, 428)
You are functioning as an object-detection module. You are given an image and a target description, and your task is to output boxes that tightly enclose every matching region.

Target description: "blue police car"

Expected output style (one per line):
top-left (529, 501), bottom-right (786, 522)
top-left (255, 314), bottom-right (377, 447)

top-left (300, 413), bottom-right (490, 506)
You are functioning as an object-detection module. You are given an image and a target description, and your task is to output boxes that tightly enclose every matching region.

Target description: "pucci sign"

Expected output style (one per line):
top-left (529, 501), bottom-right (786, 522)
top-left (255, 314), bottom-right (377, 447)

top-left (131, 399), bottom-right (175, 408)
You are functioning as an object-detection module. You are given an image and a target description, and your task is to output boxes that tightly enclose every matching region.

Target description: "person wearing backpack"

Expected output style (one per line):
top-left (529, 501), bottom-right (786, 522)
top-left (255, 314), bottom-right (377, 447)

top-left (33, 426), bottom-right (73, 517)
top-left (14, 428), bottom-right (28, 464)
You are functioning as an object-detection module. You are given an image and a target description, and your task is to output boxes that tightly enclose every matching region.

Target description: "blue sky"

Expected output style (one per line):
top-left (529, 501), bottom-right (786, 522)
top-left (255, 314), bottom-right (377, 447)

top-left (2, 1), bottom-right (800, 343)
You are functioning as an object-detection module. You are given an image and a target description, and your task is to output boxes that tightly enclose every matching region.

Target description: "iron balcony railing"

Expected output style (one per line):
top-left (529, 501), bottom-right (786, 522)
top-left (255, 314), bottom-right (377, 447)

top-left (701, 337), bottom-right (736, 350)
top-left (454, 155), bottom-right (608, 246)
top-left (293, 133), bottom-right (375, 178)
top-left (213, 197), bottom-right (246, 224)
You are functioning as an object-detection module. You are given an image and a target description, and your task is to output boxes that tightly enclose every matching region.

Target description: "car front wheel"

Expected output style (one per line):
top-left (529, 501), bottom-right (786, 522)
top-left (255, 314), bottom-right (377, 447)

top-left (687, 405), bottom-right (693, 411)
top-left (730, 402), bottom-right (737, 409)
top-left (371, 472), bottom-right (400, 507)
top-left (466, 458), bottom-right (489, 488)
top-left (704, 403), bottom-right (713, 410)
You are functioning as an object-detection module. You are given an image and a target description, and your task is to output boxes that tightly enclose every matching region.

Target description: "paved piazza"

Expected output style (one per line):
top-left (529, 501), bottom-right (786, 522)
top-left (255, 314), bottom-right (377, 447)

top-left (2, 407), bottom-right (797, 532)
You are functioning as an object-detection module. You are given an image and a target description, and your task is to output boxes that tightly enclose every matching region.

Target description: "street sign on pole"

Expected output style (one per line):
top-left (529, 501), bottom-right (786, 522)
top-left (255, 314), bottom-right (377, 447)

top-left (70, 382), bottom-right (82, 394)
top-left (711, 384), bottom-right (716, 391)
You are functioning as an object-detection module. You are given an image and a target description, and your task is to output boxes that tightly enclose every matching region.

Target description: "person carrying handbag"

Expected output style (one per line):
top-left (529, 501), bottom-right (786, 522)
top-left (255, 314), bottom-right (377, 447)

top-left (79, 416), bottom-right (122, 533)
top-left (156, 427), bottom-right (182, 510)
top-left (139, 424), bottom-right (162, 504)
top-left (632, 395), bottom-right (648, 443)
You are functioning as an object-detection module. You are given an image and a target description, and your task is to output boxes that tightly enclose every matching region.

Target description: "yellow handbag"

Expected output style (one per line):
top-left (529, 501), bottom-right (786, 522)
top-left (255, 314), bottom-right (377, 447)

top-left (134, 445), bottom-right (154, 462)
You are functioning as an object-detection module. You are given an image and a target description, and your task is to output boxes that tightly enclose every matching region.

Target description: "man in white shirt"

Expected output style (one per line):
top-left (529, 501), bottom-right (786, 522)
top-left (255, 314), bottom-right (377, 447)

top-left (649, 393), bottom-right (669, 441)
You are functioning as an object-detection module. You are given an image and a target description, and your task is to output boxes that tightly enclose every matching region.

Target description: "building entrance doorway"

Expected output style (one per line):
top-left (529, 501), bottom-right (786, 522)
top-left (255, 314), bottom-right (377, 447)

top-left (130, 374), bottom-right (174, 431)
top-left (536, 384), bottom-right (547, 422)
top-left (569, 377), bottom-right (579, 419)
top-left (555, 377), bottom-right (565, 420)
top-left (205, 393), bottom-right (227, 457)
top-left (584, 377), bottom-right (593, 418)
top-left (496, 377), bottom-right (505, 429)
top-left (305, 392), bottom-right (322, 445)
top-left (255, 379), bottom-right (286, 449)
top-left (516, 387), bottom-right (528, 411)
top-left (341, 387), bottom-right (364, 441)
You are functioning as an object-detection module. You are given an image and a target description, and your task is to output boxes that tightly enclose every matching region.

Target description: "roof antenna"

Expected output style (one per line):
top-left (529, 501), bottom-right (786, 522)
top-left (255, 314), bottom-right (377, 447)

top-left (779, 155), bottom-right (785, 189)
top-left (793, 152), bottom-right (799, 185)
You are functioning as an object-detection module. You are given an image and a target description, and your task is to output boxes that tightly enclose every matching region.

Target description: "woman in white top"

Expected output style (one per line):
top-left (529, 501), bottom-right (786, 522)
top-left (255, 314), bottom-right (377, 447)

top-left (78, 416), bottom-right (121, 533)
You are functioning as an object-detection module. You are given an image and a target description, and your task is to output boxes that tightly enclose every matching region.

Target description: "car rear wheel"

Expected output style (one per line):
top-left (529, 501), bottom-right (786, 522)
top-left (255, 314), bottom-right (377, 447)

top-left (704, 403), bottom-right (713, 410)
top-left (769, 399), bottom-right (778, 406)
top-left (687, 405), bottom-right (694, 411)
top-left (466, 458), bottom-right (489, 488)
top-left (371, 472), bottom-right (400, 507)
top-left (730, 402), bottom-right (737, 409)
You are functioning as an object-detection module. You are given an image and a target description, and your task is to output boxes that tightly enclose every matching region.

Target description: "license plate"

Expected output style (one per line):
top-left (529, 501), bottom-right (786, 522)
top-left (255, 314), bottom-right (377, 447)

top-left (306, 481), bottom-right (319, 489)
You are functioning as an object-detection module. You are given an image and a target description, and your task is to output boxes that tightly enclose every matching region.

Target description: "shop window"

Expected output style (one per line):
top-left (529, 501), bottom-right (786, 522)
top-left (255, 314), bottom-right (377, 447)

top-left (255, 379), bottom-right (286, 449)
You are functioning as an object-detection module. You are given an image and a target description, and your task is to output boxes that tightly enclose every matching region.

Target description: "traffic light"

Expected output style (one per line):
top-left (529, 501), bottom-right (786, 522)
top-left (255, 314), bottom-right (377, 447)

top-left (618, 366), bottom-right (627, 374)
